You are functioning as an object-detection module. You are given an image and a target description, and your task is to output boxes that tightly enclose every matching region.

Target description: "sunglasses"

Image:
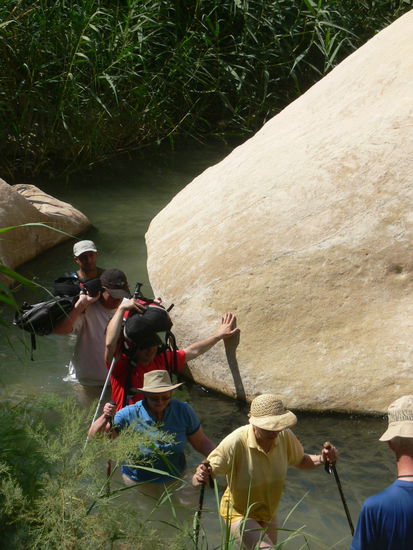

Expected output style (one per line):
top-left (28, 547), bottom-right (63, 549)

top-left (146, 395), bottom-right (171, 403)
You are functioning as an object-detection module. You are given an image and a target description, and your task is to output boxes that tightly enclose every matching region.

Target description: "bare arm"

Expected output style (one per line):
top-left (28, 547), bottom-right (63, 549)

top-left (295, 443), bottom-right (338, 470)
top-left (87, 402), bottom-right (118, 439)
top-left (295, 453), bottom-right (324, 470)
top-left (184, 312), bottom-right (240, 361)
top-left (187, 426), bottom-right (215, 457)
top-left (54, 293), bottom-right (99, 334)
top-left (105, 298), bottom-right (146, 363)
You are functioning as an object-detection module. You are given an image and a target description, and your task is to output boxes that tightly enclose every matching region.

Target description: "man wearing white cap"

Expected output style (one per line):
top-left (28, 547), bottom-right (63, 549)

top-left (193, 394), bottom-right (338, 549)
top-left (71, 240), bottom-right (103, 281)
top-left (351, 395), bottom-right (413, 550)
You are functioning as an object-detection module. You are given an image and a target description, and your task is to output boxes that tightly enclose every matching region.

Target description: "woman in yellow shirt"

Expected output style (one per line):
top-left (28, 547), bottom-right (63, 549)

top-left (193, 394), bottom-right (338, 549)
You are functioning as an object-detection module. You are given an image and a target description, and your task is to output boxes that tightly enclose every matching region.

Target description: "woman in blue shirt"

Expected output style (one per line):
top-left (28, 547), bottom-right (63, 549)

top-left (89, 370), bottom-right (215, 484)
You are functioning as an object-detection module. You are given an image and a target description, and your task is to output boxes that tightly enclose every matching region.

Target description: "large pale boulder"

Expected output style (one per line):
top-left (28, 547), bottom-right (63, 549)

top-left (0, 180), bottom-right (90, 279)
top-left (146, 11), bottom-right (413, 414)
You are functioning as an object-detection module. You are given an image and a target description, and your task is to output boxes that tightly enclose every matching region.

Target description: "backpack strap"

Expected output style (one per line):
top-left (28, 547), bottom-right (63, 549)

top-left (159, 330), bottom-right (179, 377)
top-left (122, 329), bottom-right (179, 404)
top-left (166, 330), bottom-right (179, 374)
top-left (122, 342), bottom-right (139, 408)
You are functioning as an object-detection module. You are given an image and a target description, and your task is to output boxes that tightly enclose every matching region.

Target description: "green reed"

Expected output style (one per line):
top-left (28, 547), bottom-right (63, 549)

top-left (192, 476), bottom-right (345, 549)
top-left (0, 0), bottom-right (411, 181)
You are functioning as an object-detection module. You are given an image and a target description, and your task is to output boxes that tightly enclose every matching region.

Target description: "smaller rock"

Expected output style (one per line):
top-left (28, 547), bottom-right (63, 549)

top-left (0, 179), bottom-right (90, 283)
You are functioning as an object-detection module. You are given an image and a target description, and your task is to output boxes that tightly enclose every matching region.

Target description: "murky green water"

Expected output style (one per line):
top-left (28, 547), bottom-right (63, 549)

top-left (1, 143), bottom-right (393, 549)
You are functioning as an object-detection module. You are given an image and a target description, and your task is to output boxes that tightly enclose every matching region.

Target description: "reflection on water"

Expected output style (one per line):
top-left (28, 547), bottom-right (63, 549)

top-left (1, 143), bottom-right (392, 549)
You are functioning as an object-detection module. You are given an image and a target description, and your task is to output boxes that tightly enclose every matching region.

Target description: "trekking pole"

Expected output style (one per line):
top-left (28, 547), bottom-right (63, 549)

top-left (84, 355), bottom-right (117, 448)
top-left (194, 461), bottom-right (213, 548)
top-left (323, 442), bottom-right (355, 535)
top-left (194, 481), bottom-right (205, 548)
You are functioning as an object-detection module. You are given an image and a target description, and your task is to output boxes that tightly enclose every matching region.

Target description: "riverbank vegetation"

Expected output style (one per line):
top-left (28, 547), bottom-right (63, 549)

top-left (0, 397), bottom-right (173, 549)
top-left (1, 396), bottom-right (339, 549)
top-left (0, 0), bottom-right (411, 182)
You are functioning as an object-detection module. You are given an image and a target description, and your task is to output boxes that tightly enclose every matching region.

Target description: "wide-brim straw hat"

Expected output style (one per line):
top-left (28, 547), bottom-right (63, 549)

top-left (249, 394), bottom-right (297, 431)
top-left (136, 370), bottom-right (183, 394)
top-left (379, 395), bottom-right (413, 441)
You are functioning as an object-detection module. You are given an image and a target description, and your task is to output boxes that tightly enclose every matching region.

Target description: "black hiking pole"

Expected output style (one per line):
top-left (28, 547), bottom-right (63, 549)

top-left (194, 461), bottom-right (213, 548)
top-left (323, 442), bottom-right (354, 535)
top-left (194, 482), bottom-right (205, 547)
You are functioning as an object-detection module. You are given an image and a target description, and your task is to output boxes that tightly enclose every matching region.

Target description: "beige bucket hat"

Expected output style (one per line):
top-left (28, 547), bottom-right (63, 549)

top-left (248, 394), bottom-right (297, 431)
top-left (136, 370), bottom-right (183, 394)
top-left (379, 395), bottom-right (413, 441)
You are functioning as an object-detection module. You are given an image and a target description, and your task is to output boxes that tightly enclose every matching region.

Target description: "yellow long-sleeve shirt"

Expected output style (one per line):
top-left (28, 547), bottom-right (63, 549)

top-left (208, 424), bottom-right (304, 523)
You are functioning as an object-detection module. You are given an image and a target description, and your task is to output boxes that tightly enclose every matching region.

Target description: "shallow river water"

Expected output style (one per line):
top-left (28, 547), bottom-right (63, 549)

top-left (1, 143), bottom-right (394, 549)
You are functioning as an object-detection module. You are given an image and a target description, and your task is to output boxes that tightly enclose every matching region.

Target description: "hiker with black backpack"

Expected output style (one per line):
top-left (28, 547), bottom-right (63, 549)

top-left (13, 242), bottom-right (106, 362)
top-left (53, 240), bottom-right (105, 302)
top-left (54, 269), bottom-right (145, 405)
top-left (104, 298), bottom-right (239, 411)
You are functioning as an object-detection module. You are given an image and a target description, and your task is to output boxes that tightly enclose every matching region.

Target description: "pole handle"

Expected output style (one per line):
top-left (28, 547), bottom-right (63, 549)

top-left (323, 441), bottom-right (333, 472)
top-left (323, 441), bottom-right (334, 453)
top-left (105, 401), bottom-right (117, 426)
top-left (201, 459), bottom-right (214, 489)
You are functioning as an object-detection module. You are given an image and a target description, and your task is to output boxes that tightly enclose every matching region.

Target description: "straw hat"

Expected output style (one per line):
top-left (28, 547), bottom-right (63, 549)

top-left (136, 370), bottom-right (183, 394)
top-left (379, 395), bottom-right (413, 441)
top-left (248, 394), bottom-right (297, 431)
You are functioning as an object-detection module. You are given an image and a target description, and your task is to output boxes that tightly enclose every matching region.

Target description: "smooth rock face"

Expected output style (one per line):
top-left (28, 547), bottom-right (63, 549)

top-left (146, 11), bottom-right (413, 414)
top-left (0, 180), bottom-right (90, 279)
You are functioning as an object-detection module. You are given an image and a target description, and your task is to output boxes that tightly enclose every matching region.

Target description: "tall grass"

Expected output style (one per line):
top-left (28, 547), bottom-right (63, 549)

top-left (0, 0), bottom-right (411, 181)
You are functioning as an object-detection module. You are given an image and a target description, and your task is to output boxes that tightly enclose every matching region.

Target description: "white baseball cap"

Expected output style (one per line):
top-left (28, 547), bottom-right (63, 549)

top-left (73, 240), bottom-right (97, 257)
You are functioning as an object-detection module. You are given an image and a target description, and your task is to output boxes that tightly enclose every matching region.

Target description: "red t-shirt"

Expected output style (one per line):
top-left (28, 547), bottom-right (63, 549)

top-left (109, 349), bottom-right (186, 410)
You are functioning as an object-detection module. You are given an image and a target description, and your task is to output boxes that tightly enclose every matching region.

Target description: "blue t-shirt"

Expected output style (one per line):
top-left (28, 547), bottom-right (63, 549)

top-left (114, 399), bottom-right (200, 483)
top-left (351, 480), bottom-right (413, 550)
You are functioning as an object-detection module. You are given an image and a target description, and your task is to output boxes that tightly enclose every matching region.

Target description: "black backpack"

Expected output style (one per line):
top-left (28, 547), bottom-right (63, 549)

top-left (13, 272), bottom-right (100, 360)
top-left (121, 284), bottom-right (179, 406)
top-left (52, 276), bottom-right (81, 297)
top-left (13, 296), bottom-right (75, 360)
top-left (53, 276), bottom-right (101, 297)
top-left (124, 304), bottom-right (173, 343)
